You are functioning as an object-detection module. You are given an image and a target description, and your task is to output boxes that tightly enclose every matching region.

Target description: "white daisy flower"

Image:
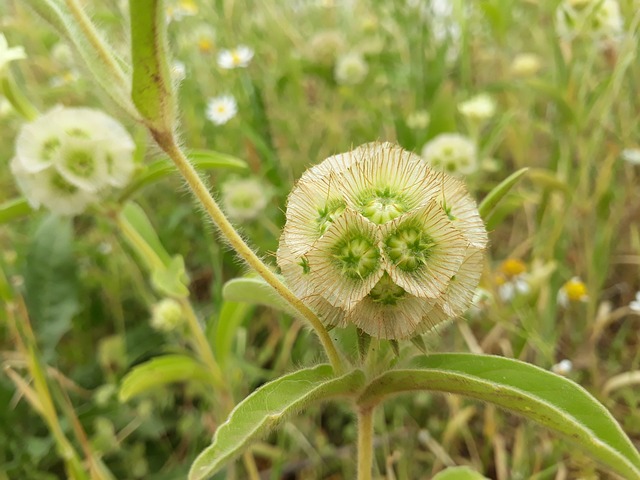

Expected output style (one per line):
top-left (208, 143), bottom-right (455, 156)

top-left (277, 142), bottom-right (487, 339)
top-left (205, 95), bottom-right (237, 125)
top-left (0, 34), bottom-right (26, 75)
top-left (217, 45), bottom-right (254, 69)
top-left (421, 133), bottom-right (478, 176)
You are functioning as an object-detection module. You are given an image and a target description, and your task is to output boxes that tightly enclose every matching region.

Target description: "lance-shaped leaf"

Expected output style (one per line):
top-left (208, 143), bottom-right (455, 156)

top-left (478, 168), bottom-right (528, 220)
top-left (119, 354), bottom-right (213, 402)
top-left (129, 0), bottom-right (175, 133)
top-left (189, 365), bottom-right (365, 480)
top-left (358, 353), bottom-right (640, 480)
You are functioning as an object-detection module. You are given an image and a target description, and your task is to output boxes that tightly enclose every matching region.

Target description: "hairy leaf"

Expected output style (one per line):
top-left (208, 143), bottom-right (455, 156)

top-left (358, 353), bottom-right (640, 480)
top-left (189, 366), bottom-right (365, 480)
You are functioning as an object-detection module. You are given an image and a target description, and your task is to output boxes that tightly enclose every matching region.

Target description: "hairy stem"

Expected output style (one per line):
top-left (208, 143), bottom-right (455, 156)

top-left (357, 405), bottom-right (375, 480)
top-left (152, 131), bottom-right (346, 374)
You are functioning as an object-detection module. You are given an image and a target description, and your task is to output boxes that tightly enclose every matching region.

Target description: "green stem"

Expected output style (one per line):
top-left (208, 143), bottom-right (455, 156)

top-left (152, 131), bottom-right (346, 374)
top-left (357, 405), bottom-right (375, 480)
top-left (1, 75), bottom-right (39, 121)
top-left (179, 299), bottom-right (225, 388)
top-left (63, 0), bottom-right (128, 89)
top-left (117, 214), bottom-right (226, 389)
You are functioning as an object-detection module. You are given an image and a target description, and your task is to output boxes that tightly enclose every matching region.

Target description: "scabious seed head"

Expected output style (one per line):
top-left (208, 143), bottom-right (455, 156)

top-left (10, 106), bottom-right (135, 216)
top-left (277, 142), bottom-right (488, 339)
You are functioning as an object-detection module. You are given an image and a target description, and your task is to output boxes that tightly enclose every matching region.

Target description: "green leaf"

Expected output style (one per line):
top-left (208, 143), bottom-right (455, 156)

top-left (119, 202), bottom-right (172, 267)
top-left (119, 150), bottom-right (247, 201)
top-left (129, 0), bottom-right (174, 133)
top-left (222, 277), bottom-right (297, 316)
top-left (211, 301), bottom-right (252, 368)
top-left (0, 197), bottom-right (33, 225)
top-left (478, 168), bottom-right (528, 220)
top-left (151, 255), bottom-right (189, 298)
top-left (119, 354), bottom-right (212, 402)
top-left (24, 0), bottom-right (136, 119)
top-left (432, 466), bottom-right (490, 480)
top-left (358, 353), bottom-right (640, 480)
top-left (23, 215), bottom-right (79, 355)
top-left (189, 365), bottom-right (365, 480)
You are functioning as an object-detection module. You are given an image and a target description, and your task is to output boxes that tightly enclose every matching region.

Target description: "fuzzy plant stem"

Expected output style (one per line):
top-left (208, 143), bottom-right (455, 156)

top-left (357, 405), bottom-right (375, 480)
top-left (153, 131), bottom-right (346, 374)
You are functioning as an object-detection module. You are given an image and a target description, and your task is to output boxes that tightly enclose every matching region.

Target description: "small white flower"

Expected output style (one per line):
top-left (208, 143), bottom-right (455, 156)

top-left (551, 359), bottom-right (573, 376)
top-left (221, 177), bottom-right (270, 221)
top-left (421, 133), bottom-right (477, 175)
top-left (334, 52), bottom-right (368, 86)
top-left (498, 277), bottom-right (530, 302)
top-left (458, 94), bottom-right (496, 121)
top-left (205, 95), bottom-right (237, 125)
top-left (0, 34), bottom-right (26, 75)
top-left (629, 292), bottom-right (640, 312)
top-left (621, 148), bottom-right (640, 166)
top-left (217, 45), bottom-right (254, 69)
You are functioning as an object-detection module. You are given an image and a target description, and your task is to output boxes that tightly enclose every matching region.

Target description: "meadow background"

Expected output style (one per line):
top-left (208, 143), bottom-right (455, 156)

top-left (1, 0), bottom-right (640, 478)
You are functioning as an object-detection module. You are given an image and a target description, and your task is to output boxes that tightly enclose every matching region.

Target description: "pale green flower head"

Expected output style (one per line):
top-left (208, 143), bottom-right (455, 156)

top-left (421, 133), bottom-right (478, 176)
top-left (221, 177), bottom-right (271, 222)
top-left (277, 142), bottom-right (487, 340)
top-left (334, 52), bottom-right (368, 86)
top-left (10, 106), bottom-right (135, 216)
top-left (151, 298), bottom-right (184, 332)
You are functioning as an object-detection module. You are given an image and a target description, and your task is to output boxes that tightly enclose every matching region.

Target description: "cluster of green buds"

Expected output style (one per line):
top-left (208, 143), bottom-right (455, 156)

top-left (277, 142), bottom-right (487, 340)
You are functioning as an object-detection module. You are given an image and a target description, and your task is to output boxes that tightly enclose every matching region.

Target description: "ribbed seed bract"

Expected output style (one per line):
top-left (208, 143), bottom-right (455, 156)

top-left (277, 142), bottom-right (488, 339)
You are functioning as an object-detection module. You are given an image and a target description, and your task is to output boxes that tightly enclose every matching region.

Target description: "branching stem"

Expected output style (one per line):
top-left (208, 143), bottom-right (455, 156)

top-left (152, 131), bottom-right (346, 374)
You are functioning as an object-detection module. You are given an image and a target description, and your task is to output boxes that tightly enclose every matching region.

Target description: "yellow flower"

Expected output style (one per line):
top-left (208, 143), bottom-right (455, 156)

top-left (558, 277), bottom-right (589, 306)
top-left (277, 142), bottom-right (487, 339)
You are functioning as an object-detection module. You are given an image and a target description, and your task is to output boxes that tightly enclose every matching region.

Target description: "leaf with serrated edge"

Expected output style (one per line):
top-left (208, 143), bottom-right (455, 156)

top-left (189, 365), bottom-right (365, 480)
top-left (358, 353), bottom-right (640, 480)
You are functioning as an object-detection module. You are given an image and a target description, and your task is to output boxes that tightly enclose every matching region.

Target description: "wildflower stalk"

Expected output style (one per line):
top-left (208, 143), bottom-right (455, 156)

top-left (357, 405), bottom-right (375, 480)
top-left (116, 213), bottom-right (226, 388)
top-left (63, 0), bottom-right (129, 88)
top-left (153, 133), bottom-right (345, 374)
